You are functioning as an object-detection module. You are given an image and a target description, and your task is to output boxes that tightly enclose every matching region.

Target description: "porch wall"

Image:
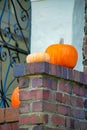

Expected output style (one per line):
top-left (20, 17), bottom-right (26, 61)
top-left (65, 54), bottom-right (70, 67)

top-left (0, 107), bottom-right (19, 130)
top-left (14, 62), bottom-right (87, 130)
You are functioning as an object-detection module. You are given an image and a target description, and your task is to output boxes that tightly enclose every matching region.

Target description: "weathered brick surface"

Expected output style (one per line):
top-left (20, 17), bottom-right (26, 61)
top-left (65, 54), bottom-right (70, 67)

top-left (32, 76), bottom-right (57, 90)
top-left (0, 107), bottom-right (19, 130)
top-left (19, 114), bottom-right (48, 125)
top-left (51, 115), bottom-right (65, 126)
top-left (19, 103), bottom-right (30, 113)
top-left (70, 96), bottom-right (84, 107)
top-left (56, 104), bottom-right (71, 116)
top-left (58, 80), bottom-right (72, 94)
top-left (14, 62), bottom-right (87, 85)
top-left (33, 126), bottom-right (63, 130)
top-left (43, 102), bottom-right (56, 112)
top-left (80, 121), bottom-right (87, 129)
top-left (32, 101), bottom-right (43, 112)
top-left (20, 89), bottom-right (43, 101)
top-left (33, 126), bottom-right (44, 130)
top-left (19, 77), bottom-right (29, 88)
top-left (0, 123), bottom-right (19, 130)
top-left (5, 107), bottom-right (19, 122)
top-left (13, 62), bottom-right (87, 130)
top-left (19, 128), bottom-right (28, 130)
top-left (65, 118), bottom-right (80, 129)
top-left (71, 108), bottom-right (85, 119)
top-left (0, 108), bottom-right (4, 123)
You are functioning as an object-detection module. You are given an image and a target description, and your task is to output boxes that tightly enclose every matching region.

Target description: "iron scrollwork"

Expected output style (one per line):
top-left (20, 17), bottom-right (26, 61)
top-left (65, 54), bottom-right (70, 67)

top-left (0, 0), bottom-right (31, 107)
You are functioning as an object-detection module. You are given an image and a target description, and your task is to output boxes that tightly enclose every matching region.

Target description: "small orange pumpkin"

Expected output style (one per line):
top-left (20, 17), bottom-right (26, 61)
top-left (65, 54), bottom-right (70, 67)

top-left (45, 41), bottom-right (78, 68)
top-left (11, 87), bottom-right (20, 108)
top-left (26, 52), bottom-right (50, 63)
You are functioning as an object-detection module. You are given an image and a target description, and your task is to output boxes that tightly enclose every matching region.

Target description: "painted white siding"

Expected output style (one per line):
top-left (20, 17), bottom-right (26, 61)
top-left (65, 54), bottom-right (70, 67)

top-left (31, 0), bottom-right (84, 71)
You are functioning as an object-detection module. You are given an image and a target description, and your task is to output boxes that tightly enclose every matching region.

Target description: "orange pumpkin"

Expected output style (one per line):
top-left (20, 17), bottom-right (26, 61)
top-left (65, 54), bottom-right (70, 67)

top-left (26, 52), bottom-right (50, 63)
top-left (45, 43), bottom-right (78, 68)
top-left (11, 87), bottom-right (20, 108)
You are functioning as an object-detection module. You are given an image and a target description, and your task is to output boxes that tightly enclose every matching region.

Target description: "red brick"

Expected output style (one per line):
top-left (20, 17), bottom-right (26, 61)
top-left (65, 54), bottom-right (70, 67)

top-left (51, 115), bottom-right (65, 126)
top-left (19, 128), bottom-right (28, 130)
top-left (77, 97), bottom-right (84, 107)
top-left (43, 90), bottom-right (50, 100)
top-left (49, 64), bottom-right (57, 76)
top-left (25, 62), bottom-right (49, 75)
top-left (32, 100), bottom-right (57, 113)
top-left (80, 121), bottom-right (87, 129)
top-left (62, 94), bottom-right (71, 105)
top-left (73, 85), bottom-right (80, 95)
top-left (73, 70), bottom-right (80, 82)
top-left (19, 77), bottom-right (29, 88)
top-left (79, 87), bottom-right (86, 96)
top-left (32, 76), bottom-right (57, 90)
top-left (71, 108), bottom-right (85, 119)
top-left (0, 108), bottom-right (4, 123)
top-left (85, 111), bottom-right (87, 119)
top-left (49, 78), bottom-right (57, 90)
top-left (73, 85), bottom-right (86, 97)
top-left (41, 77), bottom-right (57, 90)
top-left (68, 68), bottom-right (74, 80)
top-left (32, 77), bottom-right (43, 87)
top-left (43, 102), bottom-right (56, 112)
top-left (32, 101), bottom-right (43, 112)
top-left (5, 107), bottom-right (19, 122)
top-left (19, 114), bottom-right (48, 125)
top-left (85, 36), bottom-right (87, 45)
top-left (65, 118), bottom-right (79, 129)
top-left (19, 103), bottom-right (30, 113)
top-left (33, 126), bottom-right (44, 130)
top-left (61, 67), bottom-right (68, 79)
top-left (14, 62), bottom-right (87, 130)
top-left (84, 99), bottom-right (87, 108)
top-left (58, 81), bottom-right (72, 94)
top-left (56, 92), bottom-right (63, 103)
top-left (20, 88), bottom-right (57, 102)
top-left (56, 65), bottom-right (62, 78)
top-left (79, 72), bottom-right (86, 84)
top-left (70, 96), bottom-right (77, 106)
top-left (33, 126), bottom-right (63, 130)
top-left (20, 89), bottom-right (43, 100)
top-left (84, 66), bottom-right (87, 74)
top-left (45, 128), bottom-right (62, 130)
top-left (48, 91), bottom-right (56, 102)
top-left (0, 123), bottom-right (19, 130)
top-left (56, 93), bottom-right (71, 105)
top-left (56, 105), bottom-right (71, 116)
top-left (84, 45), bottom-right (87, 55)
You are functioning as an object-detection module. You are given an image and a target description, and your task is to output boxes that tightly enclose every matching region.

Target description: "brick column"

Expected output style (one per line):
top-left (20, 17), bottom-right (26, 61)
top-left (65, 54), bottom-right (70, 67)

top-left (14, 62), bottom-right (87, 130)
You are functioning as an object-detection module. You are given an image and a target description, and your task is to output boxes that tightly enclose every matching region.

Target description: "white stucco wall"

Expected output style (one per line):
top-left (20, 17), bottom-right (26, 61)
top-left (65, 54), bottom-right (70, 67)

top-left (31, 0), bottom-right (84, 71)
top-left (72, 0), bottom-right (85, 71)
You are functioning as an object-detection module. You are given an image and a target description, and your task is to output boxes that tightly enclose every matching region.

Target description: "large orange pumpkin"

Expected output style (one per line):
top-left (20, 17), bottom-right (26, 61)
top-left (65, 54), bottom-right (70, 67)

top-left (11, 87), bottom-right (20, 108)
top-left (45, 43), bottom-right (78, 68)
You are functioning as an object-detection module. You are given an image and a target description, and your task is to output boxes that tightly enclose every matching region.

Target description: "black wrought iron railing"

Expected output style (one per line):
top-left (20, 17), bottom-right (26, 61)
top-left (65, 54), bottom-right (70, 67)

top-left (0, 0), bottom-right (31, 107)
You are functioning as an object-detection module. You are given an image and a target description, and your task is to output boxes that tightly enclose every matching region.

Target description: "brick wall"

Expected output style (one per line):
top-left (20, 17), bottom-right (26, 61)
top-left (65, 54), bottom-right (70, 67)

top-left (14, 62), bottom-right (87, 130)
top-left (0, 107), bottom-right (19, 130)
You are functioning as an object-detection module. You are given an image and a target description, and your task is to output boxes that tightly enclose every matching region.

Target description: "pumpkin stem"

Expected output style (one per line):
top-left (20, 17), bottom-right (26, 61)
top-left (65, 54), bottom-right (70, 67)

top-left (59, 38), bottom-right (64, 44)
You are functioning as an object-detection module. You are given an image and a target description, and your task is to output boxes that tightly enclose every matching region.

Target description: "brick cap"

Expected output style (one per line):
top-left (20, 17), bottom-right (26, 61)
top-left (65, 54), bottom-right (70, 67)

top-left (13, 62), bottom-right (87, 85)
